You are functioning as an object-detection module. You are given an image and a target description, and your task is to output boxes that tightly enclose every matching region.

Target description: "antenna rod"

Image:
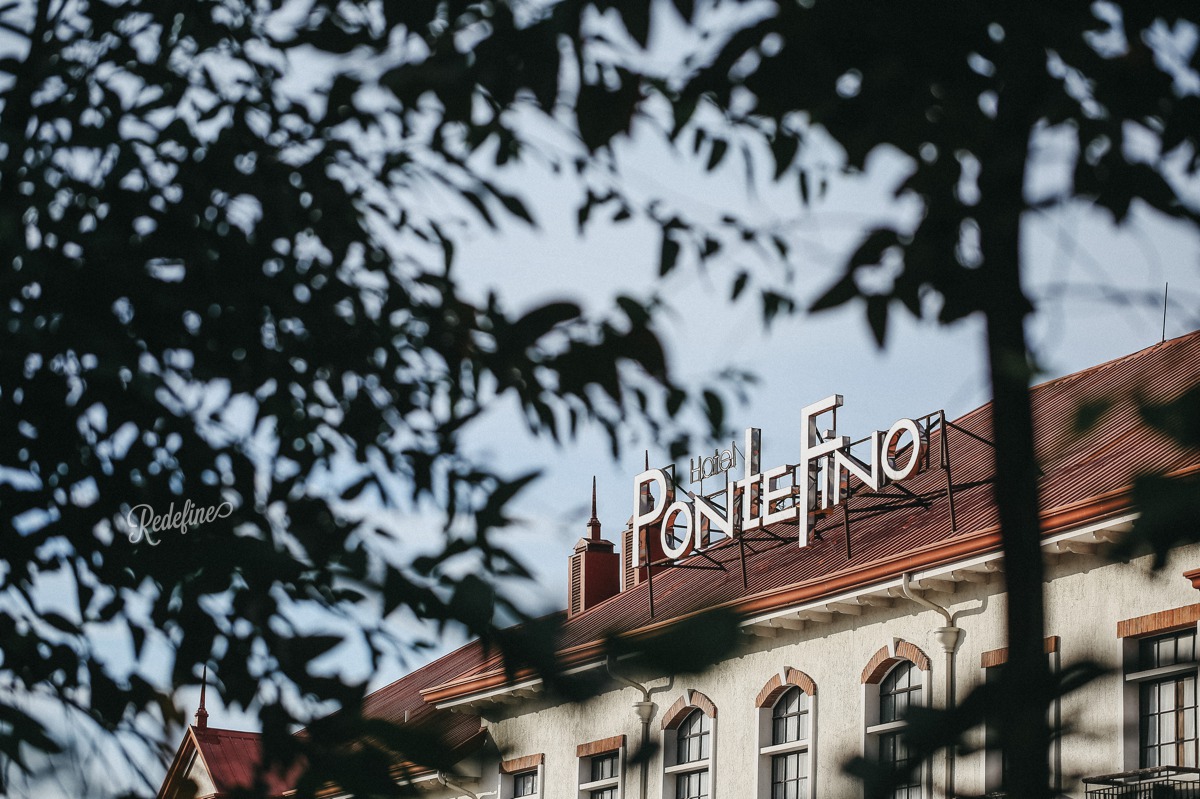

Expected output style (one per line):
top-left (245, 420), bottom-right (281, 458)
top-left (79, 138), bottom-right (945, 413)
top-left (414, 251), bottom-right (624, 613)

top-left (1162, 282), bottom-right (1169, 344)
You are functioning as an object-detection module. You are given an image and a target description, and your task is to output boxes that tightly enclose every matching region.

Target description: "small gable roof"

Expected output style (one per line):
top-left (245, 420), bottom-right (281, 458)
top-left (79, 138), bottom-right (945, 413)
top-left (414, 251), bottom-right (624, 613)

top-left (157, 725), bottom-right (300, 799)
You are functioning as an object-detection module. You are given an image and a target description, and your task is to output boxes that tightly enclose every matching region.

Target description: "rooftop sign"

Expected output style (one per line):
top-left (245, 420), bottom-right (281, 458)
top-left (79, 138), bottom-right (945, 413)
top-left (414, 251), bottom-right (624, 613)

top-left (632, 395), bottom-right (928, 562)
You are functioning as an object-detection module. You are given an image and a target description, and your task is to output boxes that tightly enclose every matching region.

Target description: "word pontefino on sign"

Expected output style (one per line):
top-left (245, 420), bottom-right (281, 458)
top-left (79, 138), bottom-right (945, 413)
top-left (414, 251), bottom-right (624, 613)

top-left (633, 395), bottom-right (927, 561)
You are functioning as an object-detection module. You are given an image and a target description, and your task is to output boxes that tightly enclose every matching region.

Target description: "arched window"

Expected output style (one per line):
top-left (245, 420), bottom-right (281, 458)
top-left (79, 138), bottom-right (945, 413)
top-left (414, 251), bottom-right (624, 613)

top-left (662, 690), bottom-right (716, 799)
top-left (880, 661), bottom-right (921, 724)
top-left (769, 688), bottom-right (809, 798)
top-left (756, 670), bottom-right (815, 799)
top-left (876, 662), bottom-right (922, 799)
top-left (861, 641), bottom-right (930, 799)
top-left (675, 709), bottom-right (710, 799)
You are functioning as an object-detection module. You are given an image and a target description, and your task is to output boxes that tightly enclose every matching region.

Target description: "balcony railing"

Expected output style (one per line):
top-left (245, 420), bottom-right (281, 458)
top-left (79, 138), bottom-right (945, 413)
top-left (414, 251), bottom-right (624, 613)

top-left (1084, 766), bottom-right (1200, 798)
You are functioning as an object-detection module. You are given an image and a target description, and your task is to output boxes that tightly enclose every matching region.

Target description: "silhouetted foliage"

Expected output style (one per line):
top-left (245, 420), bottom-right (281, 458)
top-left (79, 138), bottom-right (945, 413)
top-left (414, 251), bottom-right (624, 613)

top-left (3, 1), bottom-right (1199, 797)
top-left (0, 0), bottom-right (739, 794)
top-left (640, 4), bottom-right (1200, 797)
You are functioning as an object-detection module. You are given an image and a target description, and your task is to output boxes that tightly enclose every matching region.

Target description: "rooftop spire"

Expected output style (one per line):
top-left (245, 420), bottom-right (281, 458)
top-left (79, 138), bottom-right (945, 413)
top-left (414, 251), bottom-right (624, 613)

top-left (195, 665), bottom-right (209, 730)
top-left (639, 451), bottom-right (651, 512)
top-left (587, 476), bottom-right (601, 539)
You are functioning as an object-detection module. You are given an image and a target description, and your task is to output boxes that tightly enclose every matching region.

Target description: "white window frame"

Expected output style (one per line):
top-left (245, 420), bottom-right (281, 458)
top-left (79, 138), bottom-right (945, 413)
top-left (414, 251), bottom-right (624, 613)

top-left (756, 685), bottom-right (815, 799)
top-left (662, 707), bottom-right (716, 799)
top-left (862, 660), bottom-right (929, 799)
top-left (1122, 623), bottom-right (1200, 771)
top-left (577, 746), bottom-right (624, 799)
top-left (501, 764), bottom-right (544, 799)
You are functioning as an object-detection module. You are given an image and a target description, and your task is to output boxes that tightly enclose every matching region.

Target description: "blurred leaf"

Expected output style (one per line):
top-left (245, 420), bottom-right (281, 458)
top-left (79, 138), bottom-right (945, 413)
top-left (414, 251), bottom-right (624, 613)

top-left (1141, 384), bottom-right (1200, 448)
top-left (607, 609), bottom-right (740, 674)
top-left (731, 271), bottom-right (749, 301)
top-left (660, 232), bottom-right (681, 276)
top-left (707, 138), bottom-right (728, 171)
top-left (811, 273), bottom-right (859, 313)
top-left (1073, 398), bottom-right (1111, 435)
top-left (623, 6), bottom-right (650, 48)
top-left (1113, 472), bottom-right (1200, 569)
top-left (449, 574), bottom-right (496, 633)
top-left (866, 295), bottom-right (889, 347)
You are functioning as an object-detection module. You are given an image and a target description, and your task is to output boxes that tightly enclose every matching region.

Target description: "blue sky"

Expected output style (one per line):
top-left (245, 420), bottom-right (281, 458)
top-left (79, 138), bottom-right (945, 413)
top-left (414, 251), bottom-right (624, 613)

top-left (160, 98), bottom-right (1200, 767)
top-left (8, 8), bottom-right (1200, 797)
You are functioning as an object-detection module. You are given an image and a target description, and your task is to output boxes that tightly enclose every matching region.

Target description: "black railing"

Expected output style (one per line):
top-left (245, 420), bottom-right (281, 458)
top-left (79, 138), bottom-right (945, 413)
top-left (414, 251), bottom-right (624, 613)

top-left (1085, 766), bottom-right (1200, 798)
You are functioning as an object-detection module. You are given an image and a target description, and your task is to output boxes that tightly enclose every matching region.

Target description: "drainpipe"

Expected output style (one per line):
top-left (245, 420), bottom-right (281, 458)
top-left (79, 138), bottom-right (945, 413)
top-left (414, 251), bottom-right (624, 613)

top-left (902, 573), bottom-right (964, 799)
top-left (607, 656), bottom-right (655, 799)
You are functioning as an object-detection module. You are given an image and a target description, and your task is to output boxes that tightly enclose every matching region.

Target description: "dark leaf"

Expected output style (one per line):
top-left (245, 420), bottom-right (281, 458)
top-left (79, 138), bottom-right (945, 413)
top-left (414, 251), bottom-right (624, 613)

top-left (607, 608), bottom-right (740, 674)
top-left (707, 139), bottom-right (728, 171)
top-left (810, 273), bottom-right (859, 313)
top-left (731, 271), bottom-right (749, 301)
top-left (1113, 473), bottom-right (1200, 569)
top-left (1140, 384), bottom-right (1200, 448)
top-left (866, 295), bottom-right (889, 347)
top-left (623, 6), bottom-right (651, 48)
top-left (1073, 398), bottom-right (1111, 435)
top-left (660, 231), bottom-right (681, 276)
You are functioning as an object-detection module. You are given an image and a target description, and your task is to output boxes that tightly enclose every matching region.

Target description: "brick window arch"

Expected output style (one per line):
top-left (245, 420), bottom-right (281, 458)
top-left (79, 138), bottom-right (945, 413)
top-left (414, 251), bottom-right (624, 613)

top-left (755, 667), bottom-right (816, 708)
top-left (662, 689), bottom-right (718, 730)
top-left (861, 640), bottom-right (932, 684)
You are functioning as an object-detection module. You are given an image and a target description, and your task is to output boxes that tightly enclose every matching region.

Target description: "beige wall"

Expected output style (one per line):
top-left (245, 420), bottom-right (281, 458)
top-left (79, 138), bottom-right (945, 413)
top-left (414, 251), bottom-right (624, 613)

top-left (471, 541), bottom-right (1200, 799)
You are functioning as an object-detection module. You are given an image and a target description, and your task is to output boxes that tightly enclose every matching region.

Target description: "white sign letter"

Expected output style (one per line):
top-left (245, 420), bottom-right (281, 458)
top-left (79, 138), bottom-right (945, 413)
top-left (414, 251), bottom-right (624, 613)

top-left (882, 419), bottom-right (927, 482)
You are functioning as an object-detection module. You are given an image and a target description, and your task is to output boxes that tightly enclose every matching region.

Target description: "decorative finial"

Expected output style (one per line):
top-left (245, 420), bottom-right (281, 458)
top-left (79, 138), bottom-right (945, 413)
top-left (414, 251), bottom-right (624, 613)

top-left (195, 665), bottom-right (209, 730)
top-left (587, 476), bottom-right (601, 539)
top-left (639, 451), bottom-right (652, 512)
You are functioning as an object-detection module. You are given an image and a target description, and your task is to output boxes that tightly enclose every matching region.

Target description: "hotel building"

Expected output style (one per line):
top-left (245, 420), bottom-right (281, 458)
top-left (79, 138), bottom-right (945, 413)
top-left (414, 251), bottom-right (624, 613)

top-left (158, 332), bottom-right (1200, 799)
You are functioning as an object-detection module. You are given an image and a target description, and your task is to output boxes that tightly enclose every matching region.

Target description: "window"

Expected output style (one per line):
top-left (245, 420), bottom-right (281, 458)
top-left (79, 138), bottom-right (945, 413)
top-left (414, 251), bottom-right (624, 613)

top-left (591, 752), bottom-right (619, 781)
top-left (677, 709), bottom-right (711, 764)
top-left (513, 770), bottom-right (538, 797)
top-left (770, 753), bottom-right (806, 799)
top-left (501, 756), bottom-right (543, 799)
top-left (579, 750), bottom-right (620, 799)
top-left (676, 769), bottom-right (708, 799)
top-left (879, 661), bottom-right (921, 725)
top-left (1118, 610), bottom-right (1200, 771)
top-left (773, 687), bottom-right (809, 745)
top-left (982, 637), bottom-right (1061, 795)
top-left (865, 661), bottom-right (923, 799)
top-left (1137, 629), bottom-right (1198, 767)
top-left (759, 686), bottom-right (811, 799)
top-left (665, 708), bottom-right (712, 799)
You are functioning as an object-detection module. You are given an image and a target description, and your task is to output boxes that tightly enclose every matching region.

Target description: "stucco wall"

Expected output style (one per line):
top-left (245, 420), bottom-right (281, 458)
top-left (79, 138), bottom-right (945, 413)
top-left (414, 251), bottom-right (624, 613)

top-left (476, 541), bottom-right (1200, 799)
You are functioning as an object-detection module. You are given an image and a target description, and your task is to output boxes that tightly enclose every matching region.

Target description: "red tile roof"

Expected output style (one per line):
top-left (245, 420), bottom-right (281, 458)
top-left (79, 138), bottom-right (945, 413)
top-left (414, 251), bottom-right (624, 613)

top-left (192, 726), bottom-right (299, 797)
top-left (358, 638), bottom-right (489, 771)
top-left (157, 725), bottom-right (303, 799)
top-left (159, 642), bottom-right (490, 797)
top-left (421, 332), bottom-right (1200, 704)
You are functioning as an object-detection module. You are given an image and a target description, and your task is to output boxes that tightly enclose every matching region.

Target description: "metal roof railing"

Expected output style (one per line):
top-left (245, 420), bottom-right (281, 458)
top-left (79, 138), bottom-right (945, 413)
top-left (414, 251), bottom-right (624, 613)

top-left (1084, 766), bottom-right (1200, 798)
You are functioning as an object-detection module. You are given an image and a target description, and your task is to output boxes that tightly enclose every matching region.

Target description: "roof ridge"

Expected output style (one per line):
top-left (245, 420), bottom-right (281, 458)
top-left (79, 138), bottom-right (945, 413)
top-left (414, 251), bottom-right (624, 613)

top-left (1030, 330), bottom-right (1200, 393)
top-left (191, 725), bottom-right (260, 738)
